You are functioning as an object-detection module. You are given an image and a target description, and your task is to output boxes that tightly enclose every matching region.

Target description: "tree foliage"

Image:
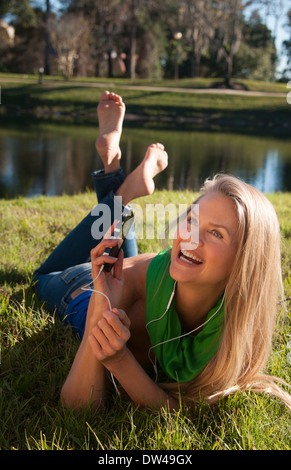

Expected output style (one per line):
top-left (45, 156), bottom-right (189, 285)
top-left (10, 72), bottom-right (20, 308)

top-left (0, 0), bottom-right (36, 27)
top-left (48, 13), bottom-right (90, 79)
top-left (0, 0), bottom-right (287, 82)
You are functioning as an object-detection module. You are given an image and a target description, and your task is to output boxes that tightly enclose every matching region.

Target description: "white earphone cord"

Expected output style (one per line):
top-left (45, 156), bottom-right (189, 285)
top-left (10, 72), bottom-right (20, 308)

top-left (81, 264), bottom-right (112, 310)
top-left (146, 283), bottom-right (225, 381)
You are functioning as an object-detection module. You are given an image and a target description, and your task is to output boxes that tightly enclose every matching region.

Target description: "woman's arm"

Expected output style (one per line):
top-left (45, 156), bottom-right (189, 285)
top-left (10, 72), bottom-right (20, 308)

top-left (60, 240), bottom-right (156, 410)
top-left (107, 348), bottom-right (179, 410)
top-left (60, 325), bottom-right (108, 409)
top-left (60, 237), bottom-right (125, 409)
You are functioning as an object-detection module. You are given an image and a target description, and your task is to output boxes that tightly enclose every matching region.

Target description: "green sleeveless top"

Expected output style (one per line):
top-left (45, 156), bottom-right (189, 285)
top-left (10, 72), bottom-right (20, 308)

top-left (145, 249), bottom-right (225, 383)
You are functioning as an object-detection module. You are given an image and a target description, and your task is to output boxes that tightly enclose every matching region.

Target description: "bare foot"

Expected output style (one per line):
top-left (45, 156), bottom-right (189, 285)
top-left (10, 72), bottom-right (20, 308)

top-left (96, 91), bottom-right (125, 172)
top-left (138, 143), bottom-right (168, 195)
top-left (116, 143), bottom-right (168, 205)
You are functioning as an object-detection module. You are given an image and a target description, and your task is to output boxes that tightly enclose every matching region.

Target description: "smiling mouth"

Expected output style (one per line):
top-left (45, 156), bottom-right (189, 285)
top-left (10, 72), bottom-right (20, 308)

top-left (179, 248), bottom-right (203, 265)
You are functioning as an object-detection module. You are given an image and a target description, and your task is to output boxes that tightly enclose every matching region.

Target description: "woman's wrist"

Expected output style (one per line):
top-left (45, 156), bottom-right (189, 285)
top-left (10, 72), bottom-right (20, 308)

top-left (98, 345), bottom-right (132, 376)
top-left (85, 297), bottom-right (108, 333)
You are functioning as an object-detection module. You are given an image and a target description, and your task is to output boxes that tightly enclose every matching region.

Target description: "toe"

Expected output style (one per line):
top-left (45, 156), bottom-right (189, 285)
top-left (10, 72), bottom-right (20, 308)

top-left (100, 90), bottom-right (111, 101)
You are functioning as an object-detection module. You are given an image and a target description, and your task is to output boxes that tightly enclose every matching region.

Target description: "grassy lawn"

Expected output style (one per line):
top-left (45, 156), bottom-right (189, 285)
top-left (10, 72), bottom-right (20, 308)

top-left (0, 190), bottom-right (290, 450)
top-left (1, 73), bottom-right (213, 89)
top-left (0, 72), bottom-right (288, 92)
top-left (0, 75), bottom-right (290, 136)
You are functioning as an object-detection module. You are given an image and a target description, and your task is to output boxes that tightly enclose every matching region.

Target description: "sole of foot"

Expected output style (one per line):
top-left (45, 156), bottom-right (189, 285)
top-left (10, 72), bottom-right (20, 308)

top-left (96, 91), bottom-right (126, 172)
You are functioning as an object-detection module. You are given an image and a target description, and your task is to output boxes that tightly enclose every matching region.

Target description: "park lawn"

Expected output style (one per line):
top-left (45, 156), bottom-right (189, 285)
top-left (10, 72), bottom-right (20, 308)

top-left (0, 75), bottom-right (290, 137)
top-left (0, 189), bottom-right (290, 450)
top-left (0, 73), bottom-right (288, 92)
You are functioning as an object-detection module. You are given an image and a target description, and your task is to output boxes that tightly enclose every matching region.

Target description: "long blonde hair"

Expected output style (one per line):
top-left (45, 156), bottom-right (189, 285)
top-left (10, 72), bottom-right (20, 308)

top-left (163, 174), bottom-right (291, 409)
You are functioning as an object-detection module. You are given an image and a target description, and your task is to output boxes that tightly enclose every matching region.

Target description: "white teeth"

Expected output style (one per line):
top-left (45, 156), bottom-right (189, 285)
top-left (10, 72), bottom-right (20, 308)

top-left (180, 248), bottom-right (202, 264)
top-left (180, 256), bottom-right (194, 265)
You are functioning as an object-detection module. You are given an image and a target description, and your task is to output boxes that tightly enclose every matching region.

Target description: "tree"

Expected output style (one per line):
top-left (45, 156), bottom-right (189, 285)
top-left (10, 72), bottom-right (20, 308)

top-left (48, 13), bottom-right (90, 79)
top-left (0, 0), bottom-right (36, 26)
top-left (180, 0), bottom-right (216, 78)
top-left (250, 0), bottom-right (290, 78)
top-left (215, 0), bottom-right (252, 87)
top-left (122, 0), bottom-right (168, 79)
top-left (283, 10), bottom-right (291, 77)
top-left (44, 0), bottom-right (51, 75)
top-left (0, 2), bottom-right (43, 74)
top-left (65, 0), bottom-right (123, 77)
top-left (135, 22), bottom-right (166, 79)
top-left (233, 10), bottom-right (276, 80)
top-left (252, 0), bottom-right (283, 42)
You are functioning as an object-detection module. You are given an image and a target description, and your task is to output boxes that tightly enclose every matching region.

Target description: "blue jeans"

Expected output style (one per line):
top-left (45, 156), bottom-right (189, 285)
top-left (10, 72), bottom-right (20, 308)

top-left (33, 168), bottom-right (138, 321)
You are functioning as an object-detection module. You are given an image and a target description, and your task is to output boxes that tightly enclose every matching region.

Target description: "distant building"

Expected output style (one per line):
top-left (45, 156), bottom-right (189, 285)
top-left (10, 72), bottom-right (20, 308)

top-left (0, 20), bottom-right (15, 44)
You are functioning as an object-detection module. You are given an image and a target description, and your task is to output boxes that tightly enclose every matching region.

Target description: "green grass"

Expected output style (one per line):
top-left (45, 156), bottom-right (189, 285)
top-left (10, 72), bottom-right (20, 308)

top-left (0, 73), bottom-right (287, 93)
top-left (0, 190), bottom-right (290, 450)
top-left (0, 72), bottom-right (288, 92)
top-left (0, 75), bottom-right (290, 136)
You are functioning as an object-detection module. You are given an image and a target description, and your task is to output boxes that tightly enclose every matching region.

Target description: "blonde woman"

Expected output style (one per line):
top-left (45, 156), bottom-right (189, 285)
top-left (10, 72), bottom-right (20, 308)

top-left (34, 91), bottom-right (290, 410)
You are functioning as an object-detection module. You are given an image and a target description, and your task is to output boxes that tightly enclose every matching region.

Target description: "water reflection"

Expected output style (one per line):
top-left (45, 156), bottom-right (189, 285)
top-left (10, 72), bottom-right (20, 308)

top-left (0, 124), bottom-right (290, 198)
top-left (244, 150), bottom-right (283, 193)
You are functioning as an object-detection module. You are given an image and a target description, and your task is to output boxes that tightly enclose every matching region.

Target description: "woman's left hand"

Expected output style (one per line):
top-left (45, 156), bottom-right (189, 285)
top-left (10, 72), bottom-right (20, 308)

top-left (88, 308), bottom-right (131, 367)
top-left (90, 224), bottom-right (125, 311)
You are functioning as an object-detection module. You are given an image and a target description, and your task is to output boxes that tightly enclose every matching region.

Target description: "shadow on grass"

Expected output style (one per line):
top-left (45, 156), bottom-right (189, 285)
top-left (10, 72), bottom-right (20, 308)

top-left (0, 109), bottom-right (290, 139)
top-left (1, 83), bottom-right (290, 138)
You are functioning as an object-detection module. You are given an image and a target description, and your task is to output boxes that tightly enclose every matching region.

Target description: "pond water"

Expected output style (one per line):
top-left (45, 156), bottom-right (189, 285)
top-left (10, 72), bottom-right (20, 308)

top-left (0, 123), bottom-right (290, 199)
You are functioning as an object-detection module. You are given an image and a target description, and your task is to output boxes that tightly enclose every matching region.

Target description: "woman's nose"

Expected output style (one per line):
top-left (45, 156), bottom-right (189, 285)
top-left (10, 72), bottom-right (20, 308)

top-left (197, 236), bottom-right (204, 247)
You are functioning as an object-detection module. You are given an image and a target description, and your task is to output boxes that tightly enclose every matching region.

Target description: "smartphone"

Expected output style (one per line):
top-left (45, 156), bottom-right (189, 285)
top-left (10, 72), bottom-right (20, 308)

top-left (103, 207), bottom-right (134, 272)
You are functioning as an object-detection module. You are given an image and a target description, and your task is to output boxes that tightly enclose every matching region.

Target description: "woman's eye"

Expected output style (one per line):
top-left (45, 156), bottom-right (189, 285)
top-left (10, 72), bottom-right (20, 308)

top-left (210, 229), bottom-right (223, 239)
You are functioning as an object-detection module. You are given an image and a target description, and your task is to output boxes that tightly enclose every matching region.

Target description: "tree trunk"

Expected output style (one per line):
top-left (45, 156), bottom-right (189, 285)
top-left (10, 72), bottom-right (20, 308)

top-left (191, 30), bottom-right (201, 78)
top-left (108, 49), bottom-right (113, 78)
top-left (44, 0), bottom-right (51, 75)
top-left (225, 54), bottom-right (233, 88)
top-left (128, 0), bottom-right (137, 79)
